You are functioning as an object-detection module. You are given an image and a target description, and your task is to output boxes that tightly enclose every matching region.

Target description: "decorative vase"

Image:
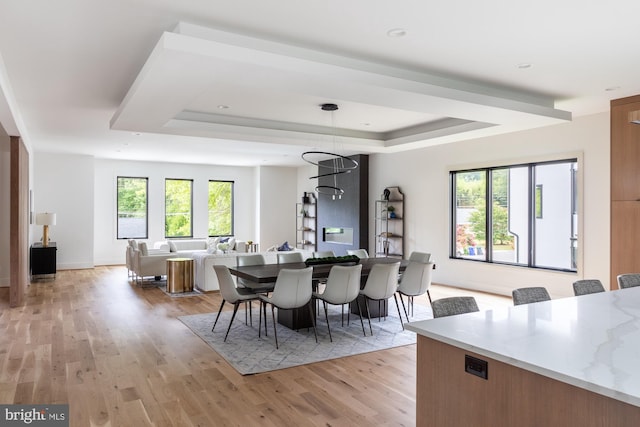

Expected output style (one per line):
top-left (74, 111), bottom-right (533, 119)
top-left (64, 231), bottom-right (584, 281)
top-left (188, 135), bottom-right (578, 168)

top-left (302, 192), bottom-right (310, 204)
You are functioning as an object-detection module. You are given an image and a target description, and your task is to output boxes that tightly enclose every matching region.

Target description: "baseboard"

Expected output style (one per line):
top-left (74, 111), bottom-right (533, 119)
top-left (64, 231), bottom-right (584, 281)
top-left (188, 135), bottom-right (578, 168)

top-left (94, 258), bottom-right (125, 266)
top-left (57, 262), bottom-right (94, 270)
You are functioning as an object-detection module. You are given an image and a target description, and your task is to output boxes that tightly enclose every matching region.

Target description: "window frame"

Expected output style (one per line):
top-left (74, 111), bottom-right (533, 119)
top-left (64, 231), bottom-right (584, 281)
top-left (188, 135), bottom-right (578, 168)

top-left (164, 178), bottom-right (194, 238)
top-left (449, 157), bottom-right (578, 273)
top-left (116, 176), bottom-right (148, 240)
top-left (208, 180), bottom-right (235, 237)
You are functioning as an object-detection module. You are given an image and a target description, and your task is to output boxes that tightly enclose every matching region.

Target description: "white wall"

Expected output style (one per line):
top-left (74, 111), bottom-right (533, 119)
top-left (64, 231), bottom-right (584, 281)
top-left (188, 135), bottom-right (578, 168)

top-left (369, 112), bottom-right (610, 298)
top-left (33, 152), bottom-right (95, 269)
top-left (93, 159), bottom-right (259, 265)
top-left (257, 166), bottom-right (299, 249)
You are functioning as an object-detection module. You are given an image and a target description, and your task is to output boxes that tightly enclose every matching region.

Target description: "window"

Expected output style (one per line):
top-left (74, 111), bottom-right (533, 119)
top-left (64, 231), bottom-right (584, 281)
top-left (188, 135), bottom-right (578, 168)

top-left (450, 159), bottom-right (578, 272)
top-left (117, 177), bottom-right (148, 239)
top-left (208, 180), bottom-right (234, 236)
top-left (165, 179), bottom-right (193, 238)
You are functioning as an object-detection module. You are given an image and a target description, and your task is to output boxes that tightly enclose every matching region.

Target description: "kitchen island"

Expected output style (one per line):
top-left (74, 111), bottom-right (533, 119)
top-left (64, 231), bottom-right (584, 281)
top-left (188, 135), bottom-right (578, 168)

top-left (406, 287), bottom-right (640, 426)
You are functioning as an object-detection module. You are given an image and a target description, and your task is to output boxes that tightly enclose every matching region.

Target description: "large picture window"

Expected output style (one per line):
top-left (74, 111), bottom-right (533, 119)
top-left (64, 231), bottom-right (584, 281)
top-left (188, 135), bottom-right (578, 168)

top-left (208, 180), bottom-right (234, 236)
top-left (165, 179), bottom-right (193, 238)
top-left (117, 177), bottom-right (148, 239)
top-left (450, 159), bottom-right (578, 272)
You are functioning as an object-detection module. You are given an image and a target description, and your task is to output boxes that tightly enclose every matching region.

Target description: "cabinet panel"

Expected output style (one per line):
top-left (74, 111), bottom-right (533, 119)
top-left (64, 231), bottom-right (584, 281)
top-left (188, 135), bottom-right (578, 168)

top-left (611, 97), bottom-right (640, 201)
top-left (30, 242), bottom-right (57, 276)
top-left (611, 202), bottom-right (640, 289)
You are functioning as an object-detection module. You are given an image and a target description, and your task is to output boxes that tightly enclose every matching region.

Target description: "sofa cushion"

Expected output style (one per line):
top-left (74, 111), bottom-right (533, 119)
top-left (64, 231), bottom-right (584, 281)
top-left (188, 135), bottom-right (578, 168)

top-left (207, 236), bottom-right (220, 251)
top-left (168, 239), bottom-right (208, 251)
top-left (138, 242), bottom-right (148, 256)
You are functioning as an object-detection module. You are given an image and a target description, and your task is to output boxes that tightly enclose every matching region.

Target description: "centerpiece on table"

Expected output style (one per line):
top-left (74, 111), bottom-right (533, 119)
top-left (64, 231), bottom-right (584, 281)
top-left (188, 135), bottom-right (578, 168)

top-left (304, 254), bottom-right (360, 266)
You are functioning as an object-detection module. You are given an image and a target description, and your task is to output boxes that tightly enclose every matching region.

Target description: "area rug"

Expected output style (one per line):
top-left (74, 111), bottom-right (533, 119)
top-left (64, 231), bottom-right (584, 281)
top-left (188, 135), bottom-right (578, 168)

top-left (178, 302), bottom-right (433, 375)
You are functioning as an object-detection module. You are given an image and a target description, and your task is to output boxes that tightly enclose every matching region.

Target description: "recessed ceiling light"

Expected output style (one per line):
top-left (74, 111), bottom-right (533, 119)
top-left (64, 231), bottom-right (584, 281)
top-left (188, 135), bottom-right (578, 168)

top-left (132, 132), bottom-right (141, 136)
top-left (516, 63), bottom-right (532, 69)
top-left (387, 28), bottom-right (407, 38)
top-left (605, 86), bottom-right (621, 92)
top-left (217, 105), bottom-right (230, 109)
top-left (362, 123), bottom-right (371, 126)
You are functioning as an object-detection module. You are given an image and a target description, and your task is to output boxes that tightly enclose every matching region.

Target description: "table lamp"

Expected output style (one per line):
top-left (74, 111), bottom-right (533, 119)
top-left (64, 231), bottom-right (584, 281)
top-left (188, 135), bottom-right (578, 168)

top-left (36, 212), bottom-right (56, 247)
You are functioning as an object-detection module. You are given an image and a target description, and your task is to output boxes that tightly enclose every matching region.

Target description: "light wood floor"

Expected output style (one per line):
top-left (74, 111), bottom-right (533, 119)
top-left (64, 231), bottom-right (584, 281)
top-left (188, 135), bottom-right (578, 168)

top-left (0, 266), bottom-right (511, 426)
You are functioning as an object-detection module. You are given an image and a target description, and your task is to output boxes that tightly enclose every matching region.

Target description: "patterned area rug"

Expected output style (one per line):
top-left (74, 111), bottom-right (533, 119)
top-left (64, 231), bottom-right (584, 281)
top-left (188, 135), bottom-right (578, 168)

top-left (178, 301), bottom-right (433, 375)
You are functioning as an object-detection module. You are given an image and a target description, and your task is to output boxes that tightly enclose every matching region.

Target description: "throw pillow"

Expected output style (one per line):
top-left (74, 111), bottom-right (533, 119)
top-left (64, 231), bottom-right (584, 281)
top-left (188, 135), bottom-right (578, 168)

top-left (138, 242), bottom-right (148, 256)
top-left (228, 237), bottom-right (236, 251)
top-left (129, 239), bottom-right (138, 249)
top-left (168, 241), bottom-right (177, 252)
top-left (207, 236), bottom-right (220, 250)
top-left (219, 237), bottom-right (230, 243)
top-left (277, 241), bottom-right (292, 251)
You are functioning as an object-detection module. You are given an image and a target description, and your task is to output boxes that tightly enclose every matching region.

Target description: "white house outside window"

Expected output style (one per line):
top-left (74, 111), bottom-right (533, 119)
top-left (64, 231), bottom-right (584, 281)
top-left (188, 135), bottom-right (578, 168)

top-left (450, 159), bottom-right (578, 272)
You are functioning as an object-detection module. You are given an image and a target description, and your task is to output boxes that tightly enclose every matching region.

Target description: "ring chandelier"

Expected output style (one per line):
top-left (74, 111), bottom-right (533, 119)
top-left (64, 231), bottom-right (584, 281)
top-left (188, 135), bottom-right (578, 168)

top-left (301, 104), bottom-right (359, 199)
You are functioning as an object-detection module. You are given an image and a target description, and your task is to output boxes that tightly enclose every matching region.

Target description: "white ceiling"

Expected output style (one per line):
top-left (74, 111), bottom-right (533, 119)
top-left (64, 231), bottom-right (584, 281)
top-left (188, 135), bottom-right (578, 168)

top-left (1, 0), bottom-right (639, 167)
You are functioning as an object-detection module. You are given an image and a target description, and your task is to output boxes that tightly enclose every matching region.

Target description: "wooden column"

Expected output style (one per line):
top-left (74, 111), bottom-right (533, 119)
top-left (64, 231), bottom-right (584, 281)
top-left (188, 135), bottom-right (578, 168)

top-left (9, 135), bottom-right (29, 307)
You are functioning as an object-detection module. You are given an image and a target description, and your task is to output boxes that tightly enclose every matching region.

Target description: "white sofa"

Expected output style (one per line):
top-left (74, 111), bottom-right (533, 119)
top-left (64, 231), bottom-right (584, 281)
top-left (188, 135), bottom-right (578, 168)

top-left (192, 249), bottom-right (313, 292)
top-left (164, 238), bottom-right (247, 258)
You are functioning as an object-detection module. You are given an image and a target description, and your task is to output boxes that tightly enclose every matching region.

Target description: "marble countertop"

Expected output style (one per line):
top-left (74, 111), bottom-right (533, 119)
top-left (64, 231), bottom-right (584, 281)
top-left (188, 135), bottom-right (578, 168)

top-left (406, 287), bottom-right (640, 407)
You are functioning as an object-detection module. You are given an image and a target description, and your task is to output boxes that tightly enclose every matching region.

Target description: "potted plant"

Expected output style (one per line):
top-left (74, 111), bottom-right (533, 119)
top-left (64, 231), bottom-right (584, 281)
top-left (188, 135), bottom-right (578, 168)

top-left (386, 205), bottom-right (396, 218)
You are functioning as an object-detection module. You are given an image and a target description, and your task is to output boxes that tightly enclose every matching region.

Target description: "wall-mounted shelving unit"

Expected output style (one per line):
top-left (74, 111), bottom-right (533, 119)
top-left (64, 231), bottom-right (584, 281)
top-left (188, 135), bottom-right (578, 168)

top-left (375, 186), bottom-right (404, 258)
top-left (296, 201), bottom-right (317, 251)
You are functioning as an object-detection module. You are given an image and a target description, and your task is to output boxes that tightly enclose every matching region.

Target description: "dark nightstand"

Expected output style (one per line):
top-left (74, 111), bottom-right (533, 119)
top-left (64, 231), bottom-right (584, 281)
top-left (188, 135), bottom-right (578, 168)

top-left (31, 242), bottom-right (57, 278)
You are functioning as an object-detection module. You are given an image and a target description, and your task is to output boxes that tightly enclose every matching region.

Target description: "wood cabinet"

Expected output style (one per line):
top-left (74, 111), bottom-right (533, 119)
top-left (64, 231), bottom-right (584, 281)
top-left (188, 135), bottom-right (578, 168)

top-left (611, 95), bottom-right (640, 288)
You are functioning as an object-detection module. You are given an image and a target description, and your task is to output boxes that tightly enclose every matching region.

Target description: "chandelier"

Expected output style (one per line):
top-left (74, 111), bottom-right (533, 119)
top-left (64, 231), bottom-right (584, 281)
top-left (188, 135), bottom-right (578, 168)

top-left (301, 103), bottom-right (358, 199)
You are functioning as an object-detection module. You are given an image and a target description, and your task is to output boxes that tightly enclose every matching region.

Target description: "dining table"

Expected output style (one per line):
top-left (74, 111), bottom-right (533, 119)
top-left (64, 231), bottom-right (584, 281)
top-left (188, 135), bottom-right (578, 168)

top-left (229, 257), bottom-right (409, 329)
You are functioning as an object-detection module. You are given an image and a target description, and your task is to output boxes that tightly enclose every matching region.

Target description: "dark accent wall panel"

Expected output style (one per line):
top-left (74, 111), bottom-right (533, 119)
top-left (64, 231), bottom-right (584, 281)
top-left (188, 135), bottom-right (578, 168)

top-left (316, 154), bottom-right (368, 256)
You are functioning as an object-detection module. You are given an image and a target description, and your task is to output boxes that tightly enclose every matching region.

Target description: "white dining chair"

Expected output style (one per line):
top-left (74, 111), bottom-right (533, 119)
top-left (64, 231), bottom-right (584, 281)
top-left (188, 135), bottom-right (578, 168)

top-left (358, 262), bottom-right (403, 335)
top-left (408, 251), bottom-right (431, 263)
top-left (277, 252), bottom-right (304, 264)
top-left (259, 267), bottom-right (316, 349)
top-left (212, 265), bottom-right (262, 342)
top-left (313, 251), bottom-right (335, 258)
top-left (396, 261), bottom-right (434, 322)
top-left (313, 264), bottom-right (365, 341)
top-left (346, 249), bottom-right (369, 259)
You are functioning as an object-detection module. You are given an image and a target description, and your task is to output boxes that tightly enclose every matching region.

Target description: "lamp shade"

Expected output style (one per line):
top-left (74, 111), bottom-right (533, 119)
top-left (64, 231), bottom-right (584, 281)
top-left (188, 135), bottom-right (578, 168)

top-left (35, 212), bottom-right (57, 226)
